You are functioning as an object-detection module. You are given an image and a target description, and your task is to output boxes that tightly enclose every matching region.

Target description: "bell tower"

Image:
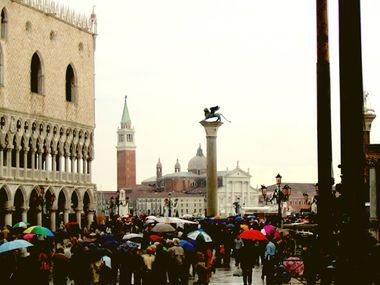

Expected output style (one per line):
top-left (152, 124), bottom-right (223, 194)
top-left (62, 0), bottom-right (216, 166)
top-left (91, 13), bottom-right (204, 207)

top-left (117, 96), bottom-right (136, 189)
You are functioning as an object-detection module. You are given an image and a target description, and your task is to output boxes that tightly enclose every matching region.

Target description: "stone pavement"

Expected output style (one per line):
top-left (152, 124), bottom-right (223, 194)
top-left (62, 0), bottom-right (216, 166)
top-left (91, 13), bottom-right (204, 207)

top-left (189, 263), bottom-right (306, 285)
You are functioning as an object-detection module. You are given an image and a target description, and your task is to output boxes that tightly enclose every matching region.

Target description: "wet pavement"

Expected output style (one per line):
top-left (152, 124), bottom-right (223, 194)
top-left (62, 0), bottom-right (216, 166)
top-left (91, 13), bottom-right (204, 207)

top-left (189, 262), bottom-right (306, 285)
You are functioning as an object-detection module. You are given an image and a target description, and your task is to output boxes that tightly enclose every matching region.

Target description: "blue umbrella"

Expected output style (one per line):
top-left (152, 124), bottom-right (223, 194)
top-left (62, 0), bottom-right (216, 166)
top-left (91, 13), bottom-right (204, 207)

top-left (180, 239), bottom-right (195, 252)
top-left (0, 239), bottom-right (33, 253)
top-left (226, 223), bottom-right (235, 229)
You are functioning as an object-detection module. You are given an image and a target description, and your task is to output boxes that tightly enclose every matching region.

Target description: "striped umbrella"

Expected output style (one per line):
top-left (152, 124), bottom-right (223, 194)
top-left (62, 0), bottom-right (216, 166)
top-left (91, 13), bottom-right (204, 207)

top-left (23, 226), bottom-right (54, 237)
top-left (187, 229), bottom-right (212, 243)
top-left (13, 222), bottom-right (30, 229)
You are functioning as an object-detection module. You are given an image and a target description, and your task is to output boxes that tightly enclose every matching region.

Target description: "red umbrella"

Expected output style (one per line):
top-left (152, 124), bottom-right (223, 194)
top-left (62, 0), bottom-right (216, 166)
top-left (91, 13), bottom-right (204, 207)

top-left (274, 230), bottom-right (281, 240)
top-left (239, 229), bottom-right (267, 241)
top-left (149, 234), bottom-right (162, 242)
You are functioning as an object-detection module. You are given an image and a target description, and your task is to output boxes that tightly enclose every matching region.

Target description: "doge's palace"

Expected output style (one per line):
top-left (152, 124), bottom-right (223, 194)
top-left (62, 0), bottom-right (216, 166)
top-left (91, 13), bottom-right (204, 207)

top-left (0, 0), bottom-right (97, 231)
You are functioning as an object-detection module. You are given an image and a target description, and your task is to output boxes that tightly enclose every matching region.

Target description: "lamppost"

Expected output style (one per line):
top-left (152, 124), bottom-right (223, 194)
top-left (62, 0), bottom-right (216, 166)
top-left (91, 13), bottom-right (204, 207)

top-left (261, 174), bottom-right (291, 227)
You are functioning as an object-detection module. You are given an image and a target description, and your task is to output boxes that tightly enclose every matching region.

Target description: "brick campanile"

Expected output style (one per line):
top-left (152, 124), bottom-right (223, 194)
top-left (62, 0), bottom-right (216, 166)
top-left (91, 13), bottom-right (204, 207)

top-left (117, 96), bottom-right (136, 189)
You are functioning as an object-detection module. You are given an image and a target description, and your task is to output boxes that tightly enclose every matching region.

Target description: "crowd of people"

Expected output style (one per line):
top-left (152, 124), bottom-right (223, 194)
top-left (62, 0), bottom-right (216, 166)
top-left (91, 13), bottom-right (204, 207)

top-left (1, 212), bottom-right (379, 285)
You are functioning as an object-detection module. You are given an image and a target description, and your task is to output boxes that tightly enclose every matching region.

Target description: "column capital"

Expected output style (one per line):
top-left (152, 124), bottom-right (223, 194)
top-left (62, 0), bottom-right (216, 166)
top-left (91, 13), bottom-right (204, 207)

top-left (4, 206), bottom-right (15, 213)
top-left (199, 120), bottom-right (223, 137)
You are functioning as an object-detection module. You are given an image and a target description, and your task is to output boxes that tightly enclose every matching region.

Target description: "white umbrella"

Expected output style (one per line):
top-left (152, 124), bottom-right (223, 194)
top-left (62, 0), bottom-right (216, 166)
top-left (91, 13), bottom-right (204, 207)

top-left (157, 217), bottom-right (198, 224)
top-left (146, 215), bottom-right (159, 221)
top-left (122, 233), bottom-right (143, 240)
top-left (151, 222), bottom-right (176, 233)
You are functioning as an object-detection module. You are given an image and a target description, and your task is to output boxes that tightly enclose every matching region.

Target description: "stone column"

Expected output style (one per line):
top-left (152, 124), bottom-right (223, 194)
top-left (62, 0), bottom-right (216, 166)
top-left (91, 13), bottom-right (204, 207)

top-left (0, 148), bottom-right (3, 177)
top-left (77, 155), bottom-right (82, 174)
top-left (23, 149), bottom-right (28, 178)
top-left (38, 151), bottom-right (43, 170)
top-left (83, 158), bottom-right (87, 176)
top-left (200, 120), bottom-right (223, 216)
top-left (368, 158), bottom-right (378, 222)
top-left (31, 150), bottom-right (35, 179)
top-left (71, 156), bottom-right (75, 173)
top-left (6, 148), bottom-right (11, 177)
top-left (4, 206), bottom-right (13, 226)
top-left (65, 155), bottom-right (69, 173)
top-left (75, 208), bottom-right (82, 228)
top-left (21, 207), bottom-right (29, 223)
top-left (63, 208), bottom-right (70, 224)
top-left (15, 146), bottom-right (20, 177)
top-left (87, 210), bottom-right (94, 227)
top-left (50, 209), bottom-right (56, 232)
top-left (36, 208), bottom-right (42, 226)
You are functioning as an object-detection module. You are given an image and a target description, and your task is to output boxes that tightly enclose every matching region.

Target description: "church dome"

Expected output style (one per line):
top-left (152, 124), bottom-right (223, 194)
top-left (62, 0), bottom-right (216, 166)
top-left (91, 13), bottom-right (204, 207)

top-left (188, 145), bottom-right (207, 174)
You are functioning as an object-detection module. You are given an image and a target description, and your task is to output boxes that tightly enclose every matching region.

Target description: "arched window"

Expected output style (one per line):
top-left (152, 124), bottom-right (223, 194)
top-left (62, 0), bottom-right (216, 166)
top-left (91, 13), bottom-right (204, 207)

top-left (30, 52), bottom-right (43, 94)
top-left (1, 8), bottom-right (7, 39)
top-left (65, 64), bottom-right (76, 102)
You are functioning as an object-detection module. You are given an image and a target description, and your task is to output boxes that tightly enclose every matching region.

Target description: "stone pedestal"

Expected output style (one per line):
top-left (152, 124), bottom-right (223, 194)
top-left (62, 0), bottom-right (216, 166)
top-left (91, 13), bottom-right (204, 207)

top-left (200, 120), bottom-right (223, 216)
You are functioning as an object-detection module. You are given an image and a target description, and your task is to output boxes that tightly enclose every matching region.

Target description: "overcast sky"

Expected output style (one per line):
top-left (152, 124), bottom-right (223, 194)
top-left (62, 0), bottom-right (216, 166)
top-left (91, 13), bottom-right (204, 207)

top-left (58, 0), bottom-right (380, 191)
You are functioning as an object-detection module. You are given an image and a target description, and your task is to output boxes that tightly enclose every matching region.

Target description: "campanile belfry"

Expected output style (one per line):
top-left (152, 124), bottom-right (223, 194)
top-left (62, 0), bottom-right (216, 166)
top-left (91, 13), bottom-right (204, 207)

top-left (117, 96), bottom-right (136, 189)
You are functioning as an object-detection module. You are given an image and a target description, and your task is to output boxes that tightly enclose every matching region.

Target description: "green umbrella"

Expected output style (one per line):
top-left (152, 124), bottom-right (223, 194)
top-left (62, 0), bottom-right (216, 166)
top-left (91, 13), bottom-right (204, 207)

top-left (23, 226), bottom-right (54, 237)
top-left (13, 222), bottom-right (31, 229)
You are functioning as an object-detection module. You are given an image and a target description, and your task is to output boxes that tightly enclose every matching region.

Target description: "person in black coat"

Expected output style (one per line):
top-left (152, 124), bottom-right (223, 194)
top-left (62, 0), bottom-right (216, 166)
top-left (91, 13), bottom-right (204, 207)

top-left (240, 240), bottom-right (258, 285)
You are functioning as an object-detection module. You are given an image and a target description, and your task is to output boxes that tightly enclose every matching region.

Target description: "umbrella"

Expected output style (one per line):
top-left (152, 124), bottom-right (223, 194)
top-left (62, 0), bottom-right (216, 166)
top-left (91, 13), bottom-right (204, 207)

top-left (146, 215), bottom-right (159, 221)
top-left (101, 255), bottom-right (112, 269)
top-left (226, 223), bottom-right (235, 229)
top-left (263, 224), bottom-right (276, 236)
top-left (0, 239), bottom-right (34, 253)
top-left (23, 233), bottom-right (36, 240)
top-left (23, 226), bottom-right (54, 237)
top-left (118, 241), bottom-right (140, 253)
top-left (145, 219), bottom-right (157, 225)
top-left (239, 229), bottom-right (267, 241)
top-left (187, 230), bottom-right (212, 243)
top-left (149, 235), bottom-right (162, 242)
top-left (179, 239), bottom-right (195, 252)
top-left (151, 223), bottom-right (175, 233)
top-left (102, 240), bottom-right (119, 247)
top-left (122, 233), bottom-right (143, 240)
top-left (13, 222), bottom-right (30, 229)
top-left (283, 257), bottom-right (304, 276)
top-left (274, 230), bottom-right (282, 240)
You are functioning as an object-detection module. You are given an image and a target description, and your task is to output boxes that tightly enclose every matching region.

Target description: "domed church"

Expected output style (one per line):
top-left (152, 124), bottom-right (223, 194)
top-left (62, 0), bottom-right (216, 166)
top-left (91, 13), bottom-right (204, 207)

top-left (142, 144), bottom-right (211, 193)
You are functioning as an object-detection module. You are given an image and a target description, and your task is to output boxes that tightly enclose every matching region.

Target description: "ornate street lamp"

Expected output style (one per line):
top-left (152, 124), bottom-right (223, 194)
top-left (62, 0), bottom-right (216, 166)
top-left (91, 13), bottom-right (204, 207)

top-left (261, 174), bottom-right (291, 227)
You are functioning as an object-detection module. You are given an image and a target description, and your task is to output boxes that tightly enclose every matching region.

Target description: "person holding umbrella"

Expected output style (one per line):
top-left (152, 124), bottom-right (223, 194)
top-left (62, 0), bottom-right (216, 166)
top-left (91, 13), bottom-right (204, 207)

top-left (239, 239), bottom-right (259, 285)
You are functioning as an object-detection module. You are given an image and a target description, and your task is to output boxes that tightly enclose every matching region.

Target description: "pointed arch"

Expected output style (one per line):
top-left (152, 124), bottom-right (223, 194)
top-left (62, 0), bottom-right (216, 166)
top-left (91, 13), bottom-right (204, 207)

top-left (13, 187), bottom-right (26, 223)
top-left (65, 64), bottom-right (77, 102)
top-left (30, 52), bottom-right (44, 94)
top-left (1, 7), bottom-right (7, 39)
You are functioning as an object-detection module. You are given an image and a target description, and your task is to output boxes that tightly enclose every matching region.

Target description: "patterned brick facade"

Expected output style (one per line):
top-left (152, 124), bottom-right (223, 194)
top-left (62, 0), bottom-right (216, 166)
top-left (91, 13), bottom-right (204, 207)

top-left (117, 149), bottom-right (136, 189)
